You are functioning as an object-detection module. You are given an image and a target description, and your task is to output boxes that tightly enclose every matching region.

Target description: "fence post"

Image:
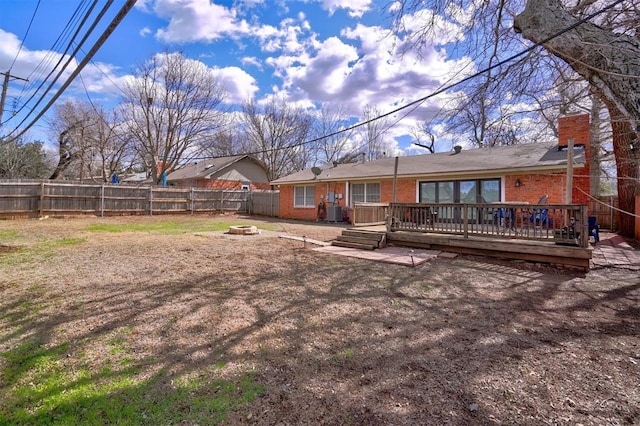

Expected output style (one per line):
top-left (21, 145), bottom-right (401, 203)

top-left (190, 188), bottom-right (195, 215)
top-left (39, 181), bottom-right (45, 218)
top-left (100, 185), bottom-right (105, 217)
top-left (149, 186), bottom-right (153, 216)
top-left (610, 196), bottom-right (614, 231)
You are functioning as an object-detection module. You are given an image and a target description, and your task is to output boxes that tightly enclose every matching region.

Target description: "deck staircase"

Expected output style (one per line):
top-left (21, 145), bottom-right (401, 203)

top-left (332, 229), bottom-right (387, 250)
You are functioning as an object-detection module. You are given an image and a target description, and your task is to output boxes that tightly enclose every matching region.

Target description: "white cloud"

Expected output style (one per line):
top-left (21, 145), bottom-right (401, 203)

top-left (241, 56), bottom-right (263, 70)
top-left (320, 0), bottom-right (373, 18)
top-left (140, 27), bottom-right (152, 38)
top-left (210, 66), bottom-right (259, 103)
top-left (152, 0), bottom-right (253, 43)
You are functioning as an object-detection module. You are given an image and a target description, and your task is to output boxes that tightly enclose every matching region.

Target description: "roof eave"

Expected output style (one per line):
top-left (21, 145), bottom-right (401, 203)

top-left (271, 163), bottom-right (584, 185)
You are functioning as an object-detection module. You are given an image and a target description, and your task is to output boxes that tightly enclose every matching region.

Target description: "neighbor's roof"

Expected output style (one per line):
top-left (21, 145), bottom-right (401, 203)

top-left (167, 155), bottom-right (265, 181)
top-left (271, 143), bottom-right (585, 185)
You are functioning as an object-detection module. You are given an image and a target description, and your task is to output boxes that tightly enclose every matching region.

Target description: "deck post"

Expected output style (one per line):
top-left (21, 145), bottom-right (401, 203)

top-left (463, 204), bottom-right (469, 238)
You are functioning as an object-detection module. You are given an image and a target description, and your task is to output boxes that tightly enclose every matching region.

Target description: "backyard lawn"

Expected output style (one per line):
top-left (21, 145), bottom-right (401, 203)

top-left (0, 214), bottom-right (638, 425)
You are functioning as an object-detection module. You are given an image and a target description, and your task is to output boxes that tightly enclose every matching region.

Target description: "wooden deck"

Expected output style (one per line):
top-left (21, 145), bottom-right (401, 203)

top-left (385, 230), bottom-right (592, 270)
top-left (353, 202), bottom-right (594, 270)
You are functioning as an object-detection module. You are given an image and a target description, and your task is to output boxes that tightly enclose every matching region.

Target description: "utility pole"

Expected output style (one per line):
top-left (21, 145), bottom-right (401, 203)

top-left (0, 71), bottom-right (28, 127)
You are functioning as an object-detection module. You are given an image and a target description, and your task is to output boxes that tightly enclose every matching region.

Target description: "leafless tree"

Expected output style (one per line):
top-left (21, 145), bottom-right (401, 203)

top-left (240, 97), bottom-right (313, 180)
top-left (198, 127), bottom-right (243, 158)
top-left (47, 100), bottom-right (95, 180)
top-left (361, 105), bottom-right (393, 161)
top-left (311, 104), bottom-right (355, 166)
top-left (89, 105), bottom-right (133, 182)
top-left (120, 51), bottom-right (228, 184)
top-left (410, 122), bottom-right (436, 153)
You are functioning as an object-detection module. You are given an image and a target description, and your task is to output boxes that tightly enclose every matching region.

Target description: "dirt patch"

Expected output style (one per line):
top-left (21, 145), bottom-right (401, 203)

top-left (0, 244), bottom-right (18, 254)
top-left (0, 214), bottom-right (638, 424)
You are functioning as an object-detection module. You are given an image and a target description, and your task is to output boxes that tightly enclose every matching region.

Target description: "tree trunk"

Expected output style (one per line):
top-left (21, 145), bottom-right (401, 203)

top-left (589, 95), bottom-right (602, 198)
top-left (515, 0), bottom-right (640, 237)
top-left (604, 101), bottom-right (639, 236)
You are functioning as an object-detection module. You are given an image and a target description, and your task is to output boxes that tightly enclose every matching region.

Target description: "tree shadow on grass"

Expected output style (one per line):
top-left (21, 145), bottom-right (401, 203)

top-left (1, 239), bottom-right (639, 424)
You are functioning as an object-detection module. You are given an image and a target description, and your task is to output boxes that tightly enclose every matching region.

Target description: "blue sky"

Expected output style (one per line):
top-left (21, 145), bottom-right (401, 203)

top-left (0, 0), bottom-right (473, 154)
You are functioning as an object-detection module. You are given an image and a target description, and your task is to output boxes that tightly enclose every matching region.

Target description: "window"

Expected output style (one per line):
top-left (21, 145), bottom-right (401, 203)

top-left (351, 182), bottom-right (380, 203)
top-left (419, 178), bottom-right (501, 203)
top-left (294, 185), bottom-right (315, 207)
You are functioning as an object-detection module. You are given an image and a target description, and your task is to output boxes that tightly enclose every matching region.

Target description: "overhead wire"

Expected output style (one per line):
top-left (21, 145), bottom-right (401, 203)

top-left (8, 0), bottom-right (113, 136)
top-left (14, 0), bottom-right (93, 112)
top-left (7, 0), bottom-right (41, 71)
top-left (5, 0), bottom-right (138, 142)
top-left (3, 0), bottom-right (103, 129)
top-left (186, 0), bottom-right (626, 163)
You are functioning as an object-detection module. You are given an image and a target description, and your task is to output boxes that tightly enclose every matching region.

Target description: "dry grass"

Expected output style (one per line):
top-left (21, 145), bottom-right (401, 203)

top-left (0, 214), bottom-right (639, 425)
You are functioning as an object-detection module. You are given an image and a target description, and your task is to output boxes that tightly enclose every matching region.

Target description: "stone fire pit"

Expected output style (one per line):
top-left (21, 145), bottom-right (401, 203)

top-left (227, 225), bottom-right (260, 235)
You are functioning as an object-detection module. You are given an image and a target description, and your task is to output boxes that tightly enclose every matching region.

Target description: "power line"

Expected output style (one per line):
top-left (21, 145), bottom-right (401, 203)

top-left (5, 0), bottom-right (139, 141)
top-left (186, 0), bottom-right (626, 163)
top-left (7, 0), bottom-right (41, 71)
top-left (12, 0), bottom-right (96, 119)
top-left (3, 0), bottom-right (104, 129)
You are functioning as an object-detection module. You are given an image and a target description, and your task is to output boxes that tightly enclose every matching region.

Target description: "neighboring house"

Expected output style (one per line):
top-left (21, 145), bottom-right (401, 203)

top-left (271, 114), bottom-right (592, 221)
top-left (167, 155), bottom-right (271, 190)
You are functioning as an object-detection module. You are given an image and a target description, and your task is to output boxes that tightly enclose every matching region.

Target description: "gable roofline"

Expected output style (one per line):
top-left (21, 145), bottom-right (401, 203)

top-left (167, 155), bottom-right (268, 181)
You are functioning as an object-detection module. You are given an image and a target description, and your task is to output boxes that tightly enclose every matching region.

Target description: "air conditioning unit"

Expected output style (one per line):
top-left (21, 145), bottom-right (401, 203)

top-left (327, 206), bottom-right (342, 222)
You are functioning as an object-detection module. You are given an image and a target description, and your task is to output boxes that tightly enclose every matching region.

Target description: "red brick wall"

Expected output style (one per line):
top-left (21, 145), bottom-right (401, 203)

top-left (279, 182), bottom-right (348, 221)
top-left (380, 179), bottom-right (416, 203)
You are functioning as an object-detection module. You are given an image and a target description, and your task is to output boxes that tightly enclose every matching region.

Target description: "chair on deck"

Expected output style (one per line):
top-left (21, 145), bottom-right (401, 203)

top-left (530, 195), bottom-right (551, 228)
top-left (588, 216), bottom-right (600, 243)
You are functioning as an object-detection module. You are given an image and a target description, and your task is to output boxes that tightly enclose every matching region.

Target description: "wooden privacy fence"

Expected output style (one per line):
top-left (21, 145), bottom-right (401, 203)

top-left (0, 181), bottom-right (279, 218)
top-left (249, 190), bottom-right (280, 217)
top-left (588, 196), bottom-right (618, 230)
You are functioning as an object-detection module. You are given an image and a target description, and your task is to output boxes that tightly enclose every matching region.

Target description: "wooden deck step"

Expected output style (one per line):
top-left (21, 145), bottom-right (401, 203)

top-left (332, 229), bottom-right (386, 250)
top-left (341, 229), bottom-right (386, 241)
top-left (335, 235), bottom-right (383, 245)
top-left (331, 240), bottom-right (377, 250)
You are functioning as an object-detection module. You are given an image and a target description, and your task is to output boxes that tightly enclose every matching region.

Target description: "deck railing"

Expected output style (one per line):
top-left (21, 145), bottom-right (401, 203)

top-left (386, 202), bottom-right (590, 248)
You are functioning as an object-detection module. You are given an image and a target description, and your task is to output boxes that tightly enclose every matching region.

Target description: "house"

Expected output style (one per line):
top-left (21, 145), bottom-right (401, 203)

top-left (270, 114), bottom-right (592, 221)
top-left (167, 155), bottom-right (271, 190)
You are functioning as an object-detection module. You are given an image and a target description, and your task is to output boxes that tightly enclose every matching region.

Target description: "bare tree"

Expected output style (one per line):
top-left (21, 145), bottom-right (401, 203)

top-left (89, 106), bottom-right (133, 182)
top-left (198, 128), bottom-right (243, 158)
top-left (240, 97), bottom-right (313, 180)
top-left (120, 51), bottom-right (228, 184)
top-left (311, 104), bottom-right (355, 166)
top-left (410, 122), bottom-right (436, 153)
top-left (361, 105), bottom-right (392, 161)
top-left (47, 100), bottom-right (94, 180)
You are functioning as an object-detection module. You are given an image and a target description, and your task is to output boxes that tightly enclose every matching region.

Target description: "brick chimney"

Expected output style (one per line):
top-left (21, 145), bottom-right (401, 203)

top-left (558, 113), bottom-right (591, 206)
top-left (558, 113), bottom-right (589, 148)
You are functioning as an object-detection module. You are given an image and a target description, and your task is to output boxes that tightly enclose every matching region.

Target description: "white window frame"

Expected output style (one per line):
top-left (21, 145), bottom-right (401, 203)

top-left (294, 185), bottom-right (315, 207)
top-left (351, 182), bottom-right (381, 203)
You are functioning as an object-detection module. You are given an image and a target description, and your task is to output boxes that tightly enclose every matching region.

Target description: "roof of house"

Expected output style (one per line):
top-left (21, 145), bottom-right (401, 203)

top-left (271, 143), bottom-right (586, 185)
top-left (167, 155), bottom-right (266, 181)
